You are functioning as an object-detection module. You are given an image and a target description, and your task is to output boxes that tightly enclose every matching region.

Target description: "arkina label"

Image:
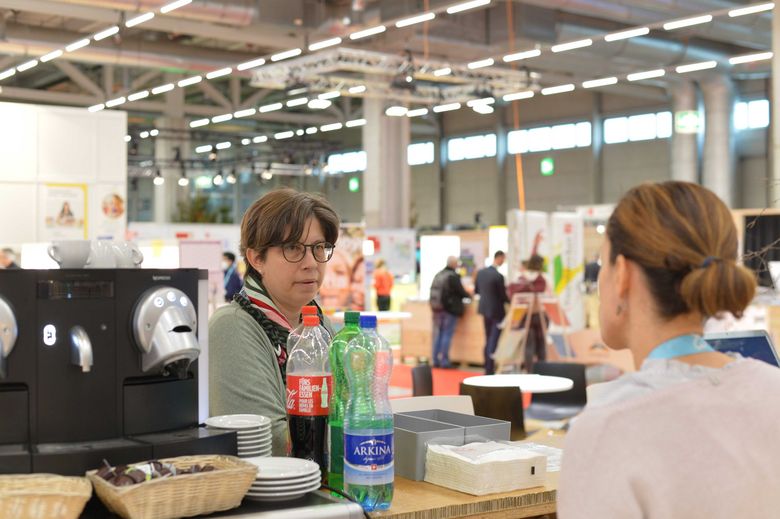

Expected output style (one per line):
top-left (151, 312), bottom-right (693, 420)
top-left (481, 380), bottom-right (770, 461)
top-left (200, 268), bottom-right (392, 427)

top-left (286, 374), bottom-right (332, 416)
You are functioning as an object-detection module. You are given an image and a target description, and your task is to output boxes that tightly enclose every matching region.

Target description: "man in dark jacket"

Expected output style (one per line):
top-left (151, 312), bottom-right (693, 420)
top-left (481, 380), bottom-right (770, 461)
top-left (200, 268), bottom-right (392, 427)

top-left (475, 251), bottom-right (510, 374)
top-left (222, 252), bottom-right (242, 302)
top-left (429, 256), bottom-right (470, 368)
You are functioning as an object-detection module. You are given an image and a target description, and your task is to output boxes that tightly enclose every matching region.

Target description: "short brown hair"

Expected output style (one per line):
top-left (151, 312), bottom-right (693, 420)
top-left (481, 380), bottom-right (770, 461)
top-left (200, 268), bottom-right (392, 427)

top-left (607, 181), bottom-right (755, 319)
top-left (240, 188), bottom-right (340, 276)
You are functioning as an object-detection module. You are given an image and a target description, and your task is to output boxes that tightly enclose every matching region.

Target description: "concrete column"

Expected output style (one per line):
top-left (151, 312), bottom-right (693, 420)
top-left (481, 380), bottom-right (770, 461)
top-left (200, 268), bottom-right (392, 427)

top-left (591, 92), bottom-right (604, 204)
top-left (671, 80), bottom-right (699, 184)
top-left (701, 75), bottom-right (735, 206)
top-left (154, 73), bottom-right (189, 223)
top-left (495, 107), bottom-right (508, 224)
top-left (771, 10), bottom-right (780, 207)
top-left (362, 98), bottom-right (411, 228)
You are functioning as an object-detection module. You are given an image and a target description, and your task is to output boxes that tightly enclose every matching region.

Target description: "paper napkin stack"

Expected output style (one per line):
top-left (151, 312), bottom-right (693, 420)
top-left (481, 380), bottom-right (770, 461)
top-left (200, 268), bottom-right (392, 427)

top-left (424, 441), bottom-right (547, 496)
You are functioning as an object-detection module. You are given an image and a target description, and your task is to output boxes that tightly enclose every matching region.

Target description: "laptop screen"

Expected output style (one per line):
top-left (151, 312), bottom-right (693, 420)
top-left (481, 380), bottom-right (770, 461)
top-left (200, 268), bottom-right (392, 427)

top-left (704, 332), bottom-right (780, 368)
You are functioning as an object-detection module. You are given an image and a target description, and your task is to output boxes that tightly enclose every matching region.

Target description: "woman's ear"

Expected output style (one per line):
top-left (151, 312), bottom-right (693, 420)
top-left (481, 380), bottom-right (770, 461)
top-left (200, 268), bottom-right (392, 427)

top-left (614, 254), bottom-right (631, 300)
top-left (246, 249), bottom-right (265, 274)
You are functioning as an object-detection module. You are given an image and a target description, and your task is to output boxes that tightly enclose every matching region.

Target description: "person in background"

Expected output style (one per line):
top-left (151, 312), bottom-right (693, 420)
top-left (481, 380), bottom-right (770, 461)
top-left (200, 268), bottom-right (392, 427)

top-left (583, 253), bottom-right (601, 294)
top-left (222, 252), bottom-right (242, 302)
top-left (475, 251), bottom-right (509, 375)
top-left (510, 254), bottom-right (549, 373)
top-left (0, 248), bottom-right (19, 269)
top-left (373, 259), bottom-right (394, 311)
top-left (209, 188), bottom-right (339, 456)
top-left (558, 181), bottom-right (780, 518)
top-left (429, 256), bottom-right (470, 368)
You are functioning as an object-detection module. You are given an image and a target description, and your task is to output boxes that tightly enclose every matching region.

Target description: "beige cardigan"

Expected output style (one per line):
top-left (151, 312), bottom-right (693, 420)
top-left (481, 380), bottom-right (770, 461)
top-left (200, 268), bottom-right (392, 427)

top-left (558, 359), bottom-right (780, 518)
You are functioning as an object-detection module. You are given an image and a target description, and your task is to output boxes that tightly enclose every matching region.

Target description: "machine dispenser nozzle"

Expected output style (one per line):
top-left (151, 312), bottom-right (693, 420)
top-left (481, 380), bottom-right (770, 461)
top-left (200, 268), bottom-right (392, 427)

top-left (69, 325), bottom-right (93, 373)
top-left (133, 287), bottom-right (199, 376)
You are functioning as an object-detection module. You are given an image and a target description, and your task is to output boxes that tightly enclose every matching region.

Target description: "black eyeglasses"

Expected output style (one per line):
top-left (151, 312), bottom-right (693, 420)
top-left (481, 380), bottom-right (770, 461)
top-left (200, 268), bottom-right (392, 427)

top-left (277, 242), bottom-right (335, 263)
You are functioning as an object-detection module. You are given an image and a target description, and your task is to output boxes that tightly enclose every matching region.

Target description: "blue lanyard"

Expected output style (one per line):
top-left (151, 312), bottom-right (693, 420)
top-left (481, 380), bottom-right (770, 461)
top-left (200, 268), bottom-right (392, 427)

top-left (646, 334), bottom-right (715, 360)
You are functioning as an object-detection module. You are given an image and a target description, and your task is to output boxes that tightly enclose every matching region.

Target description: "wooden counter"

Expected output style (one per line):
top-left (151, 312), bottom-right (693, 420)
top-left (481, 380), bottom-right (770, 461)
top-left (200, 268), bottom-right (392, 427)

top-left (371, 433), bottom-right (563, 519)
top-left (401, 300), bottom-right (485, 366)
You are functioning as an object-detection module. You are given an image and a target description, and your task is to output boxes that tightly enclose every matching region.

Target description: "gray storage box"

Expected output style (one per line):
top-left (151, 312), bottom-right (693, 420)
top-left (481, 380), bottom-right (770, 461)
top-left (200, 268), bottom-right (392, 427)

top-left (394, 414), bottom-right (464, 481)
top-left (399, 409), bottom-right (511, 443)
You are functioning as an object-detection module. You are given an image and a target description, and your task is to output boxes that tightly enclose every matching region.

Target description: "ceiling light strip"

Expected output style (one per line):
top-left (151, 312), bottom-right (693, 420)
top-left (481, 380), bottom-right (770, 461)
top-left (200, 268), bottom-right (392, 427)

top-left (626, 69), bottom-right (666, 81)
top-left (126, 12), bottom-right (155, 28)
top-left (350, 25), bottom-right (387, 40)
top-left (503, 91), bottom-right (534, 101)
top-left (396, 12), bottom-right (436, 28)
top-left (541, 84), bottom-right (575, 95)
top-left (160, 0), bottom-right (192, 14)
top-left (93, 26), bottom-right (119, 41)
top-left (675, 61), bottom-right (717, 73)
top-left (503, 49), bottom-right (541, 62)
top-left (729, 51), bottom-right (773, 64)
top-left (309, 38), bottom-right (342, 51)
top-left (582, 77), bottom-right (618, 88)
top-left (663, 14), bottom-right (712, 30)
top-left (728, 2), bottom-right (774, 17)
top-left (604, 27), bottom-right (649, 42)
top-left (551, 39), bottom-right (592, 53)
top-left (446, 0), bottom-right (490, 15)
top-left (271, 48), bottom-right (302, 62)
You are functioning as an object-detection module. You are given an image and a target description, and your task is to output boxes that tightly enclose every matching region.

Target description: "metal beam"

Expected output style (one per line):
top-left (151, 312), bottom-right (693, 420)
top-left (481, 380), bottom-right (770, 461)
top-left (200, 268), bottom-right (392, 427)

top-left (1, 22), bottom-right (257, 72)
top-left (198, 81), bottom-right (232, 110)
top-left (53, 60), bottom-right (104, 97)
top-left (0, 86), bottom-right (337, 125)
top-left (230, 76), bottom-right (241, 107)
top-left (0, 0), bottom-right (303, 50)
top-left (130, 70), bottom-right (160, 91)
top-left (238, 89), bottom-right (271, 110)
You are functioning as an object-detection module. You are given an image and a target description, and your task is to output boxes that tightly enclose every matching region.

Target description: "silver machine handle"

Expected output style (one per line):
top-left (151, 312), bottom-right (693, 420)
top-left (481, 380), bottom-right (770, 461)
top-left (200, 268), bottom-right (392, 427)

top-left (69, 325), bottom-right (93, 373)
top-left (0, 296), bottom-right (18, 379)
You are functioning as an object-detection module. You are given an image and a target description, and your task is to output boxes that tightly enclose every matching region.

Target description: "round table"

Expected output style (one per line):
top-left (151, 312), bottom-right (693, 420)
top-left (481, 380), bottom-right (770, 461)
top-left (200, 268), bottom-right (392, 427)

top-left (461, 374), bottom-right (574, 394)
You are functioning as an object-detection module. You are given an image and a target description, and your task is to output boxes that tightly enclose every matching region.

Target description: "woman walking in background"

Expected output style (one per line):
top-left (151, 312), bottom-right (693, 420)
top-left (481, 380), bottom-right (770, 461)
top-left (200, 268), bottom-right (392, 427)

top-left (373, 259), bottom-right (394, 311)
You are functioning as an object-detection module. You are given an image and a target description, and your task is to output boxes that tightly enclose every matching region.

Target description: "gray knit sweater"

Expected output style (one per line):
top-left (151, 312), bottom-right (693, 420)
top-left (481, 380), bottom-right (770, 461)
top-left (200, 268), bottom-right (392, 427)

top-left (208, 301), bottom-right (334, 456)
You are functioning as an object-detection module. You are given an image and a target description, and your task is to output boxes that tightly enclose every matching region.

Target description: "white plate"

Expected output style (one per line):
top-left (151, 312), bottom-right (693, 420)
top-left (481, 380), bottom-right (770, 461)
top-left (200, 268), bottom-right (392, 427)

top-left (206, 414), bottom-right (270, 430)
top-left (250, 474), bottom-right (321, 491)
top-left (238, 449), bottom-right (272, 457)
top-left (243, 456), bottom-right (320, 480)
top-left (245, 481), bottom-right (321, 499)
top-left (237, 433), bottom-right (272, 443)
top-left (238, 442), bottom-right (271, 451)
top-left (237, 426), bottom-right (271, 434)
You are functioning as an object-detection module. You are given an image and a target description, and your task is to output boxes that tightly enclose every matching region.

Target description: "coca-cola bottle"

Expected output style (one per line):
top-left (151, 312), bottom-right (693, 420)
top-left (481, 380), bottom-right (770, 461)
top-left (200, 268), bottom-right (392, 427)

top-left (286, 314), bottom-right (331, 476)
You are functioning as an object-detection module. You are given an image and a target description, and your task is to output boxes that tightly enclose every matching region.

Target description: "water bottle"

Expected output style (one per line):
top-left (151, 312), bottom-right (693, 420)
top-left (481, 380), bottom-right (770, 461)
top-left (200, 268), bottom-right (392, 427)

top-left (328, 311), bottom-right (362, 492)
top-left (286, 314), bottom-right (331, 476)
top-left (343, 315), bottom-right (394, 511)
top-left (288, 305), bottom-right (331, 348)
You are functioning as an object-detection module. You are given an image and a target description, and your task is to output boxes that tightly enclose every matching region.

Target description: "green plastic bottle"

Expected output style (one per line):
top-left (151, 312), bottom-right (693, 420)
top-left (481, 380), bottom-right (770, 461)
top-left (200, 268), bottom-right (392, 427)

top-left (327, 311), bottom-right (361, 492)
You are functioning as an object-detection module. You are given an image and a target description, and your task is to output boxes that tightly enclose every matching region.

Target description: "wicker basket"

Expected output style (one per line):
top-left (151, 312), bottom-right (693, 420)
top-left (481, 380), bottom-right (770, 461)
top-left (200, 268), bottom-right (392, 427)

top-left (0, 474), bottom-right (92, 519)
top-left (86, 455), bottom-right (257, 519)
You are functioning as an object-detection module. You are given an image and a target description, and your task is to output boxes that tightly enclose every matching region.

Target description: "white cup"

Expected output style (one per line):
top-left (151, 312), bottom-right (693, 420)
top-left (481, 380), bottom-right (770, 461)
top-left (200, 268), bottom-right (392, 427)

top-left (87, 240), bottom-right (117, 268)
top-left (112, 241), bottom-right (144, 268)
top-left (47, 240), bottom-right (92, 269)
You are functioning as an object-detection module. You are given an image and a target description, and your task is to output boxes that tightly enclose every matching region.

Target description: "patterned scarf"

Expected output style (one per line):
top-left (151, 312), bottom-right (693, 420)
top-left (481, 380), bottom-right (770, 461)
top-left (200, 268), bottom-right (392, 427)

top-left (233, 272), bottom-right (322, 383)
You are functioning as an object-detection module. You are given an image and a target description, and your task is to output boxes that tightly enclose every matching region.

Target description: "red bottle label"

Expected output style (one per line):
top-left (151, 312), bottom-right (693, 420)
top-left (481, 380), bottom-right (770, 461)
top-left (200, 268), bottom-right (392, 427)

top-left (286, 374), bottom-right (332, 416)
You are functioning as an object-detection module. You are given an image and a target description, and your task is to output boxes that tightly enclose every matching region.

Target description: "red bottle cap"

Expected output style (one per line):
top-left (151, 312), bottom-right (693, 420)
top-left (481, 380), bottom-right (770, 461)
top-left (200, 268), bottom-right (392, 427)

top-left (303, 315), bottom-right (319, 327)
top-left (301, 305), bottom-right (317, 315)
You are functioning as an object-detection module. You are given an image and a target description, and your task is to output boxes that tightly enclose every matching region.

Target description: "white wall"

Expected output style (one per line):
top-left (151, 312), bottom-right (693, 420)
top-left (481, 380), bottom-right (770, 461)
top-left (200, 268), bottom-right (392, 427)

top-left (0, 102), bottom-right (127, 244)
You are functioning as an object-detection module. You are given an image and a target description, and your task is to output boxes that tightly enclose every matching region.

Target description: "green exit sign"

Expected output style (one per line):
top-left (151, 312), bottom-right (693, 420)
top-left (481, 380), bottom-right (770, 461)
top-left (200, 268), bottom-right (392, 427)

top-left (348, 177), bottom-right (360, 192)
top-left (540, 157), bottom-right (555, 176)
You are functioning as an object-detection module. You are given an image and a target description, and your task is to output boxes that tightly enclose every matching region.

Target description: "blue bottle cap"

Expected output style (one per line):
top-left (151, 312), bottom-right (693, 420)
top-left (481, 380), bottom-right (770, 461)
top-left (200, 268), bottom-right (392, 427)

top-left (359, 315), bottom-right (377, 329)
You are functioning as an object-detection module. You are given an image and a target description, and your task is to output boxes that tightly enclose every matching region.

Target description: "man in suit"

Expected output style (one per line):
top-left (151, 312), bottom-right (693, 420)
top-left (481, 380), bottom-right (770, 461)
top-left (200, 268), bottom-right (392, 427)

top-left (475, 251), bottom-right (509, 374)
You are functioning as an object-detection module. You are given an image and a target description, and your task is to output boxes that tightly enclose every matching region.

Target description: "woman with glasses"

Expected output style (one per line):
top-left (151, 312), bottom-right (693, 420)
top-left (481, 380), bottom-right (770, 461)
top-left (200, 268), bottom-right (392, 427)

top-left (209, 187), bottom-right (340, 456)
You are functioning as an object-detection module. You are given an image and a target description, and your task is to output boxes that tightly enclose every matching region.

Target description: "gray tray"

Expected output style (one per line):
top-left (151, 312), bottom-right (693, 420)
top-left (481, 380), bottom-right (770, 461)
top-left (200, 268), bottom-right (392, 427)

top-left (394, 413), bottom-right (464, 481)
top-left (398, 409), bottom-right (511, 443)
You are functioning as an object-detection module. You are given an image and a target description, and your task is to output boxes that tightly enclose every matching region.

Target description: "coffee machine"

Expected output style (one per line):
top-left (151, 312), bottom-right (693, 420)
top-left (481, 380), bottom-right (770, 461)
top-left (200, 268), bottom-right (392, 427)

top-left (0, 269), bottom-right (235, 475)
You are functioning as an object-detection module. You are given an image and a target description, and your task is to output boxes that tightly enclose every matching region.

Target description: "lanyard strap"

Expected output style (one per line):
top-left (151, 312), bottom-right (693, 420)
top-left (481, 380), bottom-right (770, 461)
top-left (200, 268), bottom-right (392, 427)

top-left (646, 334), bottom-right (715, 360)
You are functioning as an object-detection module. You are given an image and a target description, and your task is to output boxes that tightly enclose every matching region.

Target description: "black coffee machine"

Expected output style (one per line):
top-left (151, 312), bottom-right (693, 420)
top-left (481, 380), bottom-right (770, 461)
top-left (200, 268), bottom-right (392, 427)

top-left (0, 268), bottom-right (235, 475)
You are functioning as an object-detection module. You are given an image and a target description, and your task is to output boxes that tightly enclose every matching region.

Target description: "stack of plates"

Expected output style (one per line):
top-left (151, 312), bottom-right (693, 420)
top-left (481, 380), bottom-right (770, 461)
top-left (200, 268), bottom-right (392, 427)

top-left (205, 414), bottom-right (272, 458)
top-left (243, 457), bottom-right (322, 502)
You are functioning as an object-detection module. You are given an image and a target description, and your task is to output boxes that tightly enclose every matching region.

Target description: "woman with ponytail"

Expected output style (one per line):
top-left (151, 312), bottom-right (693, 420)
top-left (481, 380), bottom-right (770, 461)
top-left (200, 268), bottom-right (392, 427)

top-left (559, 181), bottom-right (780, 518)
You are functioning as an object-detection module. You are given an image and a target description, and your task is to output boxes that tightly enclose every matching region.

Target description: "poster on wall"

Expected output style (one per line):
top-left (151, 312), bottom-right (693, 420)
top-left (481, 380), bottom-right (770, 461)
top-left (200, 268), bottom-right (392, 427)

top-left (320, 225), bottom-right (365, 312)
top-left (39, 183), bottom-right (87, 241)
top-left (89, 183), bottom-right (127, 240)
top-left (550, 212), bottom-right (585, 331)
top-left (365, 229), bottom-right (416, 283)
